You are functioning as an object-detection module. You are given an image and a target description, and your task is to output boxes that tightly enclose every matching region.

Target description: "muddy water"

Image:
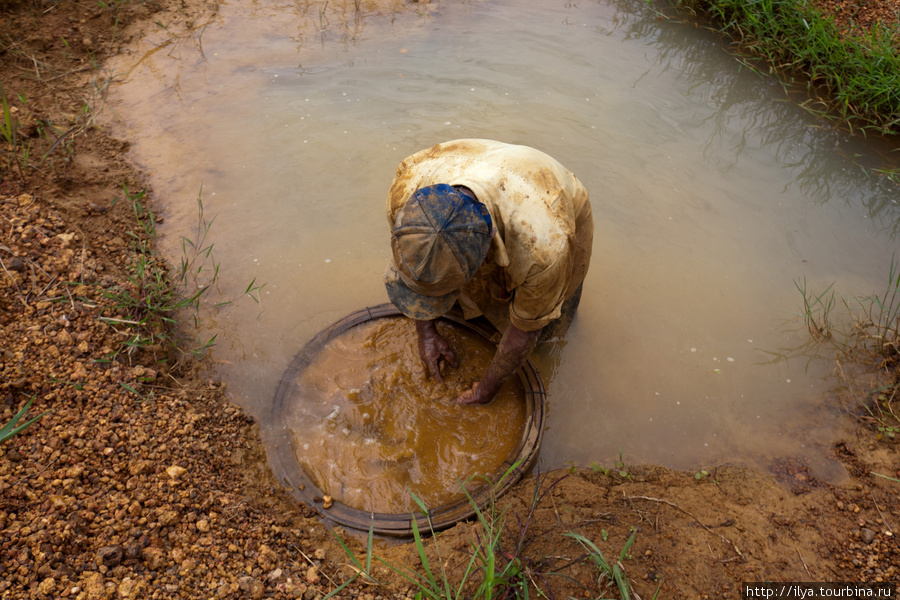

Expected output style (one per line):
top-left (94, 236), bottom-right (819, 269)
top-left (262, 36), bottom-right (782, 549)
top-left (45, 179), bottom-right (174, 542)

top-left (282, 317), bottom-right (525, 512)
top-left (104, 0), bottom-right (900, 484)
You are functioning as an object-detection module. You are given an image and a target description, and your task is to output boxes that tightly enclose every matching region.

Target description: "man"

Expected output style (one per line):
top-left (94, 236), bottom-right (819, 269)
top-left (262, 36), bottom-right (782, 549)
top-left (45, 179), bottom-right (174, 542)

top-left (384, 139), bottom-right (593, 405)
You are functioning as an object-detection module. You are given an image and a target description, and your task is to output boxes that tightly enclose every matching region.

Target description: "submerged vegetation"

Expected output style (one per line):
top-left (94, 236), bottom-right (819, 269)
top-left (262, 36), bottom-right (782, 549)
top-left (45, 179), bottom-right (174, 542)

top-left (674, 0), bottom-right (900, 433)
top-left (795, 257), bottom-right (900, 436)
top-left (660, 0), bottom-right (900, 136)
top-left (99, 185), bottom-right (263, 371)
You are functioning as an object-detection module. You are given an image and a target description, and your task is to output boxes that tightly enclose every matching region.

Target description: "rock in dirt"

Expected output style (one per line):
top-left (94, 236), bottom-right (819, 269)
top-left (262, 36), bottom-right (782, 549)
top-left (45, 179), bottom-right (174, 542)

top-left (96, 545), bottom-right (124, 567)
top-left (166, 465), bottom-right (188, 479)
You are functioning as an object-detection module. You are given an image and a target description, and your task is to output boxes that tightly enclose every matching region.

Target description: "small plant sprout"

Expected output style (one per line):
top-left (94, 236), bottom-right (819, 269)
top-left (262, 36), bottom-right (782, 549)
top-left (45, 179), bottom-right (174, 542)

top-left (877, 425), bottom-right (898, 441)
top-left (616, 449), bottom-right (631, 479)
top-left (564, 529), bottom-right (638, 600)
top-left (1, 81), bottom-right (32, 185)
top-left (1, 82), bottom-right (17, 148)
top-left (590, 461), bottom-right (611, 476)
top-left (694, 469), bottom-right (710, 480)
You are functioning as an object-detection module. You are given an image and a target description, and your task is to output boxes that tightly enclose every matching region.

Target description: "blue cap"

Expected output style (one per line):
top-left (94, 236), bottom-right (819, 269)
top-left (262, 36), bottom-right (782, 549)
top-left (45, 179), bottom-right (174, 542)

top-left (385, 184), bottom-right (492, 320)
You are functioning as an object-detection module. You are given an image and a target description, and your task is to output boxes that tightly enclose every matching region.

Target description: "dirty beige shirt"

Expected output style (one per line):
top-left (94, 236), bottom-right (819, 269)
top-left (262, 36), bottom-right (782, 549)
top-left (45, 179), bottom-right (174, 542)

top-left (387, 139), bottom-right (593, 333)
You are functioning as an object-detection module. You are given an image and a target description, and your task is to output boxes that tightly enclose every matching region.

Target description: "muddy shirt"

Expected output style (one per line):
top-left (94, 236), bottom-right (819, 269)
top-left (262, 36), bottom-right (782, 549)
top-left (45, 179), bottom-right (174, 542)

top-left (387, 139), bottom-right (593, 333)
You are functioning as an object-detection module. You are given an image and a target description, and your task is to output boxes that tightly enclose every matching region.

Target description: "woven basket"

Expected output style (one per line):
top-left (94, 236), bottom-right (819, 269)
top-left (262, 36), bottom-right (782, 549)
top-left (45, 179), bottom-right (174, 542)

top-left (270, 303), bottom-right (546, 537)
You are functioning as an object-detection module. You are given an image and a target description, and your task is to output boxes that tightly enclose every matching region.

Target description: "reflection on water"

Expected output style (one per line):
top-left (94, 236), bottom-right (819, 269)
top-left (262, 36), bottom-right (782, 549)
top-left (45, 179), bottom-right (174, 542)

top-left (626, 0), bottom-right (900, 231)
top-left (103, 0), bottom-right (900, 485)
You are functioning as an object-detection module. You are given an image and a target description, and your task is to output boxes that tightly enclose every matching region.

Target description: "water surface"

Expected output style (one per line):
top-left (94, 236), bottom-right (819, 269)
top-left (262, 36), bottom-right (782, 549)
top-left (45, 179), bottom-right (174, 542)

top-left (104, 0), bottom-right (900, 482)
top-left (282, 316), bottom-right (527, 513)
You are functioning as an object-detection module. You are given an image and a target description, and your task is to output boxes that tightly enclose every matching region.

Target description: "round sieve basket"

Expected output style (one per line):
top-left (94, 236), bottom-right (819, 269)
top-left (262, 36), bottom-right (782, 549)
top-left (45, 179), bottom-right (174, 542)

top-left (270, 303), bottom-right (546, 537)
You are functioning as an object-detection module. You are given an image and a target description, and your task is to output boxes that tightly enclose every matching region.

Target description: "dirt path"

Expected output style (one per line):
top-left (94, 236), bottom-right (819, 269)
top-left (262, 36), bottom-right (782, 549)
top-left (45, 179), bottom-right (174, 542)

top-left (2, 1), bottom-right (900, 598)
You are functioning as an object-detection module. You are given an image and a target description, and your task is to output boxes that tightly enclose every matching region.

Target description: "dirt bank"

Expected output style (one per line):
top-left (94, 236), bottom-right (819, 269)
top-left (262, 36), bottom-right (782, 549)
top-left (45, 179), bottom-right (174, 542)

top-left (2, 1), bottom-right (900, 598)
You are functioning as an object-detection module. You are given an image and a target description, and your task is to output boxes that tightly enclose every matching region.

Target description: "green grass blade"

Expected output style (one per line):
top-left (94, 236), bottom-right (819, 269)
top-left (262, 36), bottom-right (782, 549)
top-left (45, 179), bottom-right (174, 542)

top-left (613, 563), bottom-right (630, 600)
top-left (409, 513), bottom-right (443, 597)
top-left (871, 472), bottom-right (900, 484)
top-left (1, 82), bottom-right (16, 146)
top-left (373, 556), bottom-right (436, 598)
top-left (1, 397), bottom-right (49, 443)
top-left (618, 530), bottom-right (637, 563)
top-left (563, 531), bottom-right (612, 574)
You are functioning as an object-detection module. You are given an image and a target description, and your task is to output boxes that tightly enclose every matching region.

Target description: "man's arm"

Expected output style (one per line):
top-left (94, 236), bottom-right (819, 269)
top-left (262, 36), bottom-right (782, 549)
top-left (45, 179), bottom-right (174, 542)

top-left (457, 323), bottom-right (541, 405)
top-left (415, 319), bottom-right (458, 382)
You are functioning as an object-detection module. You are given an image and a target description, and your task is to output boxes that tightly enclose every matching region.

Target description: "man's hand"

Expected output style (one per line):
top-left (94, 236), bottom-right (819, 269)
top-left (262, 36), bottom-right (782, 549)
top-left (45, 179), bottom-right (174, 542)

top-left (415, 319), bottom-right (458, 381)
top-left (457, 324), bottom-right (541, 406)
top-left (457, 382), bottom-right (497, 405)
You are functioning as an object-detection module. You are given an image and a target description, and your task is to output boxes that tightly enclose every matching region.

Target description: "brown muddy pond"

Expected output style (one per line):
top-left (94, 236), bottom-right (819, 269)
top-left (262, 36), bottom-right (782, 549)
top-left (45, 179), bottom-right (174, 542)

top-left (103, 0), bottom-right (900, 486)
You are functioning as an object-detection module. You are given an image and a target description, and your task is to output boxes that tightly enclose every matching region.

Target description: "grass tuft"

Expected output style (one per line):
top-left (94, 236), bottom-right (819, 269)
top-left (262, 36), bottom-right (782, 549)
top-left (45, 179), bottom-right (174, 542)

top-left (328, 467), bottom-right (645, 600)
top-left (96, 184), bottom-right (263, 369)
top-left (564, 529), bottom-right (638, 600)
top-left (663, 0), bottom-right (900, 136)
top-left (795, 257), bottom-right (900, 437)
top-left (1, 81), bottom-right (32, 185)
